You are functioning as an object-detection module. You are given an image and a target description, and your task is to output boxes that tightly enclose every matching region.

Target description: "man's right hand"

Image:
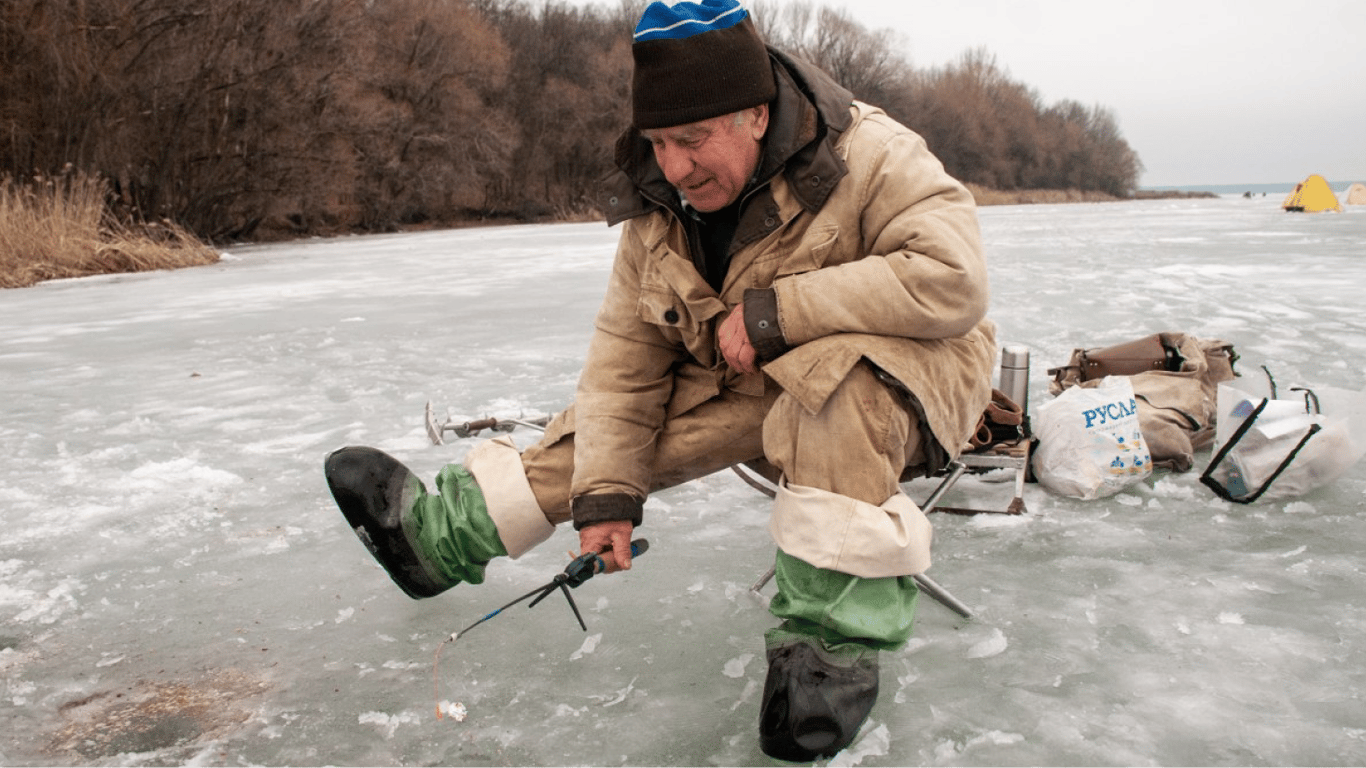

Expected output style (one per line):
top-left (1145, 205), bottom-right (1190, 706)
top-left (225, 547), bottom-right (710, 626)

top-left (577, 519), bottom-right (636, 572)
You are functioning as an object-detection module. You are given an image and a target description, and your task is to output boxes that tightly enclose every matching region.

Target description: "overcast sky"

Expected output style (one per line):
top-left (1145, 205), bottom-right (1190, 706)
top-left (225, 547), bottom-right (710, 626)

top-left (822, 0), bottom-right (1366, 187)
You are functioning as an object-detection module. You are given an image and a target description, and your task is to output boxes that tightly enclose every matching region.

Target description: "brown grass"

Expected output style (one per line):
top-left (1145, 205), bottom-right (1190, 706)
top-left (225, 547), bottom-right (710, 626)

top-left (0, 170), bottom-right (219, 289)
top-left (966, 184), bottom-right (1122, 206)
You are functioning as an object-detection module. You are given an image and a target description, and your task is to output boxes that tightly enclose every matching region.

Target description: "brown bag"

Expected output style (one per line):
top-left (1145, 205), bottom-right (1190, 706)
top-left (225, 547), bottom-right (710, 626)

top-left (1048, 332), bottom-right (1239, 471)
top-left (1047, 333), bottom-right (1182, 386)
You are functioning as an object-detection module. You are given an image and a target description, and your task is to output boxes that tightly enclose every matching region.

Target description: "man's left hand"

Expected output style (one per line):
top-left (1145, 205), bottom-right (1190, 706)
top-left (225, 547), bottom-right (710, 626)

top-left (719, 305), bottom-right (758, 375)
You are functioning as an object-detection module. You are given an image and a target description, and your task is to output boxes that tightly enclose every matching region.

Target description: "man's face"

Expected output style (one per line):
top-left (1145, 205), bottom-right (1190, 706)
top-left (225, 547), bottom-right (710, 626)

top-left (643, 106), bottom-right (769, 213)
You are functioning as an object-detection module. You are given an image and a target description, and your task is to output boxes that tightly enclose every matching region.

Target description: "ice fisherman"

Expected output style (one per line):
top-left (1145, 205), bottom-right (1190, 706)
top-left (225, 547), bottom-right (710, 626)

top-left (324, 0), bottom-right (995, 760)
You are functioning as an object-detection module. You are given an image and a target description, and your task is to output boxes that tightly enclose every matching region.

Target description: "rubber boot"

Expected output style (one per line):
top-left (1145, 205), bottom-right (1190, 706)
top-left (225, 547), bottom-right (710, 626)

top-left (324, 446), bottom-right (507, 599)
top-left (759, 623), bottom-right (880, 762)
top-left (758, 549), bottom-right (919, 761)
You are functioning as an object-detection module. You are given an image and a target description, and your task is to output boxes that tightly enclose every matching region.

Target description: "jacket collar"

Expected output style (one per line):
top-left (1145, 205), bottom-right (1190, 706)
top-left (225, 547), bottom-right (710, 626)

top-left (601, 49), bottom-right (854, 226)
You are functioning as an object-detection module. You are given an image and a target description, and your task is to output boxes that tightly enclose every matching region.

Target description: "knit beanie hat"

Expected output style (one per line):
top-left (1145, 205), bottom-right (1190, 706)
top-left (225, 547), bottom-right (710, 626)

top-left (631, 0), bottom-right (777, 130)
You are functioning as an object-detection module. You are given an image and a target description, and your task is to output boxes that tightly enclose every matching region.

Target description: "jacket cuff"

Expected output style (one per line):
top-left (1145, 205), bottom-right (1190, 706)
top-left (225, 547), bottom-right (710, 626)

top-left (743, 287), bottom-right (790, 362)
top-left (571, 493), bottom-right (644, 530)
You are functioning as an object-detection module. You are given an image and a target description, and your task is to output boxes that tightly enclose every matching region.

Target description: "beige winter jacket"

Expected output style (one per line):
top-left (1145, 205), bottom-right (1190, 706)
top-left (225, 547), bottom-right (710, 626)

top-left (573, 51), bottom-right (995, 527)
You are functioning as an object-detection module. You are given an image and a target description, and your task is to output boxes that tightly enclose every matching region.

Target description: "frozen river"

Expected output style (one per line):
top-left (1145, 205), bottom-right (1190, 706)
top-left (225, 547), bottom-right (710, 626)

top-left (2, 194), bottom-right (1365, 766)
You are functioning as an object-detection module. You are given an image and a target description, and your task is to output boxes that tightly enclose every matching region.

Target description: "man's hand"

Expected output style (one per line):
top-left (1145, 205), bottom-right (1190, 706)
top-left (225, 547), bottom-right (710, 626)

top-left (578, 519), bottom-right (636, 572)
top-left (719, 305), bottom-right (758, 375)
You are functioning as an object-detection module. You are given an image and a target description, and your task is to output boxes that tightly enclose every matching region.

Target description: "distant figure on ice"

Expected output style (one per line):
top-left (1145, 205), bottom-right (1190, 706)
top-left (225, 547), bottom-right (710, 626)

top-left (325, 0), bottom-right (993, 759)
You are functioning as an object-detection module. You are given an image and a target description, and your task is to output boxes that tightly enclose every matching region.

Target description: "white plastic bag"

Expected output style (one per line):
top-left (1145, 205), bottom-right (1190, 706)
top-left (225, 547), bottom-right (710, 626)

top-left (1200, 381), bottom-right (1366, 502)
top-left (1032, 376), bottom-right (1152, 499)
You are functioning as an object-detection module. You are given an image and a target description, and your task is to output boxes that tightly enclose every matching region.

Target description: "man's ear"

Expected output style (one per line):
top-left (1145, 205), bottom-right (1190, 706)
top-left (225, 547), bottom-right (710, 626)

top-left (749, 104), bottom-right (770, 140)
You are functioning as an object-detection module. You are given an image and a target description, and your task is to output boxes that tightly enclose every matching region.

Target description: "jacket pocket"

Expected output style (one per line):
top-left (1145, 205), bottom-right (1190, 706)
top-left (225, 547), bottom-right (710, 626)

top-left (636, 285), bottom-right (723, 368)
top-left (774, 223), bottom-right (842, 278)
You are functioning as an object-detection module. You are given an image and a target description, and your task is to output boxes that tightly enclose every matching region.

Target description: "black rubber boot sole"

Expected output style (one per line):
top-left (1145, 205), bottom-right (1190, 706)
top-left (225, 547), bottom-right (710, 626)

top-left (324, 446), bottom-right (451, 599)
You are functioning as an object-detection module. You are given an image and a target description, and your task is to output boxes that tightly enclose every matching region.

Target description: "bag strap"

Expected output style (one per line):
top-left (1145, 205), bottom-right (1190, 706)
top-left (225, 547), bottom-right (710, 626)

top-left (1289, 386), bottom-right (1321, 414)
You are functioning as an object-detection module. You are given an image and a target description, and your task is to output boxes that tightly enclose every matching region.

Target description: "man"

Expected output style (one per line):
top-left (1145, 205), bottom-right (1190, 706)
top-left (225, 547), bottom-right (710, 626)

top-left (325, 0), bottom-right (994, 760)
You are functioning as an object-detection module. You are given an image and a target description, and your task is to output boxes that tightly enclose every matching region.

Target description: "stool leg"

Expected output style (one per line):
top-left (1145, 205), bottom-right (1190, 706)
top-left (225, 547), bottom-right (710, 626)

top-left (749, 461), bottom-right (974, 618)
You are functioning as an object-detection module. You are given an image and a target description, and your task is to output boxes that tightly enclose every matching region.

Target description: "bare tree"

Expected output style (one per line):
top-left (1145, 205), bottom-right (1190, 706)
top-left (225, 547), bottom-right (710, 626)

top-left (479, 0), bottom-right (630, 217)
top-left (752, 1), bottom-right (911, 110)
top-left (344, 0), bottom-right (515, 229)
top-left (2, 0), bottom-right (1145, 244)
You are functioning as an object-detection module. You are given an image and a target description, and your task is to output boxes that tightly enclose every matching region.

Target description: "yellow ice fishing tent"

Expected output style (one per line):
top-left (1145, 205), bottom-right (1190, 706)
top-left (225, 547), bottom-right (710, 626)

top-left (1282, 174), bottom-right (1342, 212)
top-left (1345, 182), bottom-right (1366, 205)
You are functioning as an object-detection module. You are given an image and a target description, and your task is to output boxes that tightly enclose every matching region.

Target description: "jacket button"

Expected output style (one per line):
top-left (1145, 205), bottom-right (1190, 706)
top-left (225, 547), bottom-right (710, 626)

top-left (810, 175), bottom-right (821, 186)
top-left (609, 196), bottom-right (619, 206)
top-left (763, 217), bottom-right (776, 228)
top-left (664, 309), bottom-right (679, 324)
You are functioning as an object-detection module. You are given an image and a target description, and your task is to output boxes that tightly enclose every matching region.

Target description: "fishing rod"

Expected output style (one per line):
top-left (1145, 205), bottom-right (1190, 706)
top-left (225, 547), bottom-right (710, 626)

top-left (433, 539), bottom-right (649, 719)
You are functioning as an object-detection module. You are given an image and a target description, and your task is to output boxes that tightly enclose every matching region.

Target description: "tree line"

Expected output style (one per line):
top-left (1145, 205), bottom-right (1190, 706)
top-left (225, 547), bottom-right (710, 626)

top-left (1, 0), bottom-right (1142, 243)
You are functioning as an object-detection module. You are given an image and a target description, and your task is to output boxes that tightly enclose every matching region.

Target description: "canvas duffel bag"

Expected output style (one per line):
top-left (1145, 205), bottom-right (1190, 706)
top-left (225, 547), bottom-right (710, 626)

top-left (1048, 332), bottom-right (1238, 471)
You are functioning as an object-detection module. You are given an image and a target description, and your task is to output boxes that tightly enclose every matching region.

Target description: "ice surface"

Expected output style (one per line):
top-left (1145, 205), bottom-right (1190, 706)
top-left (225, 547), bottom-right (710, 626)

top-left (3, 197), bottom-right (1366, 765)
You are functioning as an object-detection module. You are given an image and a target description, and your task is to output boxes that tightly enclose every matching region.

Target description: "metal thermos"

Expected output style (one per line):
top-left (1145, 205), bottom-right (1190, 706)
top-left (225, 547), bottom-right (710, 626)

top-left (998, 344), bottom-right (1030, 416)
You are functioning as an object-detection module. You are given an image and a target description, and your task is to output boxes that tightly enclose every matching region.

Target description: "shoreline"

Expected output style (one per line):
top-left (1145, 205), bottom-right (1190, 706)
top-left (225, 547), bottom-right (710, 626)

top-left (968, 185), bottom-right (1217, 206)
top-left (0, 187), bottom-right (1255, 289)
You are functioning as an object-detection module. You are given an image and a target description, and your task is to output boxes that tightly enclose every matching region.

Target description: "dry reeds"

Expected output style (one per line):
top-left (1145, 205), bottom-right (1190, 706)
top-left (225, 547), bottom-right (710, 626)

top-left (0, 169), bottom-right (218, 289)
top-left (966, 183), bottom-right (1122, 206)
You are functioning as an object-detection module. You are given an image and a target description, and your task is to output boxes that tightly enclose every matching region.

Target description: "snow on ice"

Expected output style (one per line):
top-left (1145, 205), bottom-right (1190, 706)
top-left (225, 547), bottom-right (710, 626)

top-left (2, 196), bottom-right (1366, 765)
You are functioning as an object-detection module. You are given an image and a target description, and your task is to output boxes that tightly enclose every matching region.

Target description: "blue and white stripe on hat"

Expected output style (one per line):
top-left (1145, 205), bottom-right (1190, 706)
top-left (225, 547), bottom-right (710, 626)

top-left (633, 0), bottom-right (749, 43)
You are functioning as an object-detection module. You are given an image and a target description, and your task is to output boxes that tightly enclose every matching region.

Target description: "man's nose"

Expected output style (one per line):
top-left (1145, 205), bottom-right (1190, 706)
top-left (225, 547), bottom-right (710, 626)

top-left (655, 145), bottom-right (694, 185)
